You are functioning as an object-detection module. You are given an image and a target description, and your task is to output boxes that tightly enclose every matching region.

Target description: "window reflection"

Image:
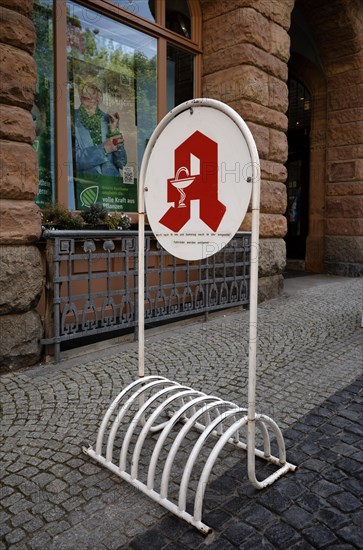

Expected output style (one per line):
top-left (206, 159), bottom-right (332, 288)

top-left (167, 45), bottom-right (194, 110)
top-left (106, 0), bottom-right (155, 22)
top-left (166, 0), bottom-right (191, 38)
top-left (32, 0), bottom-right (55, 207)
top-left (66, 1), bottom-right (157, 211)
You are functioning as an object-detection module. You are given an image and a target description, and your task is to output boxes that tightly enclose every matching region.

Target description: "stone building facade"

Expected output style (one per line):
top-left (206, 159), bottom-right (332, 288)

top-left (0, 0), bottom-right (362, 369)
top-left (0, 0), bottom-right (43, 369)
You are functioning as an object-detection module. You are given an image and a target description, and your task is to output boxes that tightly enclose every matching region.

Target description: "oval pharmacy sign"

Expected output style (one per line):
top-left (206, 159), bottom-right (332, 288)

top-left (144, 102), bottom-right (256, 261)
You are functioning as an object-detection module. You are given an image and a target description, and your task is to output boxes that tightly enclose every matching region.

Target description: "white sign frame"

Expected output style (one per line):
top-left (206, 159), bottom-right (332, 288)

top-left (143, 105), bottom-right (255, 261)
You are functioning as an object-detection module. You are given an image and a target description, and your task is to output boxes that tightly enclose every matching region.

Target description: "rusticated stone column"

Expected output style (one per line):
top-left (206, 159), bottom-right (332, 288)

top-left (0, 1), bottom-right (43, 371)
top-left (304, 0), bottom-right (363, 276)
top-left (201, 0), bottom-right (294, 299)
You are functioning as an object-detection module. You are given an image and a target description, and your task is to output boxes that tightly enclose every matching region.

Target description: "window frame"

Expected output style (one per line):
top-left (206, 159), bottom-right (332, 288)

top-left (52, 0), bottom-right (202, 207)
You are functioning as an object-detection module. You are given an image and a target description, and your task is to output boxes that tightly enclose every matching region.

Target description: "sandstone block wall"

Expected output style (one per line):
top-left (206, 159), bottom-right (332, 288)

top-left (201, 0), bottom-right (294, 299)
top-left (324, 1), bottom-right (363, 276)
top-left (0, 1), bottom-right (43, 371)
top-left (304, 0), bottom-right (363, 276)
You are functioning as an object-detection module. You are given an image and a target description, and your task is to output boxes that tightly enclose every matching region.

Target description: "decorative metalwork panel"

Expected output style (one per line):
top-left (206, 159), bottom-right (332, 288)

top-left (41, 230), bottom-right (251, 361)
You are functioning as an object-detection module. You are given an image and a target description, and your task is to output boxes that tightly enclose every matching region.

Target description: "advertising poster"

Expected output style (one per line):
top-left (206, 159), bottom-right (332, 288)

top-left (70, 58), bottom-right (138, 213)
top-left (33, 75), bottom-right (53, 207)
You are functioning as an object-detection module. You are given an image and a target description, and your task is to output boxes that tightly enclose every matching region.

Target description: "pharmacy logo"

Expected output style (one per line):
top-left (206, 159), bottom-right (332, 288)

top-left (159, 131), bottom-right (226, 232)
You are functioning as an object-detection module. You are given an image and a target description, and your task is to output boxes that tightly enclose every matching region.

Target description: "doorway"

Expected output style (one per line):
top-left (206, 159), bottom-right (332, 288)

top-left (285, 78), bottom-right (311, 262)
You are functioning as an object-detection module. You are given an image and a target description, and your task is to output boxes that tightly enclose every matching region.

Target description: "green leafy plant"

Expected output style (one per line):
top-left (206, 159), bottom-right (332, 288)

top-left (80, 204), bottom-right (108, 226)
top-left (41, 203), bottom-right (85, 229)
top-left (40, 202), bottom-right (131, 231)
top-left (105, 212), bottom-right (131, 230)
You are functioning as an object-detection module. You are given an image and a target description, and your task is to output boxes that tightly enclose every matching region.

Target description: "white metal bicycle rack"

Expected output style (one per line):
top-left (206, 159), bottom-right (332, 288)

top-left (83, 99), bottom-right (296, 535)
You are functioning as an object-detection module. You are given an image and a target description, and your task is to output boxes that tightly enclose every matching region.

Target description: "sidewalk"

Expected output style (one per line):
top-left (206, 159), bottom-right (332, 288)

top-left (1, 275), bottom-right (362, 549)
top-left (130, 377), bottom-right (363, 549)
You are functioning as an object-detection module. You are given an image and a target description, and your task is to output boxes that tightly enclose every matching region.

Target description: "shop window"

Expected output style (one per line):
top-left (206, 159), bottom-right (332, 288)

top-left (66, 1), bottom-right (157, 211)
top-left (166, 0), bottom-right (191, 38)
top-left (33, 0), bottom-right (55, 207)
top-left (167, 44), bottom-right (194, 111)
top-left (288, 78), bottom-right (311, 130)
top-left (32, 0), bottom-right (201, 211)
top-left (286, 78), bottom-right (311, 259)
top-left (106, 0), bottom-right (156, 22)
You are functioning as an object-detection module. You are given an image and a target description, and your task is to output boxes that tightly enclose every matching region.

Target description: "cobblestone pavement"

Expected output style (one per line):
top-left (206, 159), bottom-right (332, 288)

top-left (1, 276), bottom-right (362, 549)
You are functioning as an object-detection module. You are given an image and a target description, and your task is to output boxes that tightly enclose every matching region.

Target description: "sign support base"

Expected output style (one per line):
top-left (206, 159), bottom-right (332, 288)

top-left (83, 99), bottom-right (296, 533)
top-left (83, 375), bottom-right (296, 535)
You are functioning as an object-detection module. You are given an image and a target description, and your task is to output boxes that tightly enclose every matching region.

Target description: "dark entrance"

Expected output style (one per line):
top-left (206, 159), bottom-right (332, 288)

top-left (285, 78), bottom-right (311, 260)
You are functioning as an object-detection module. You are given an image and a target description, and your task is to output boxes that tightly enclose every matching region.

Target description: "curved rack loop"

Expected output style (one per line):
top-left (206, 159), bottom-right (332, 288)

top-left (95, 375), bottom-right (165, 455)
top-left (106, 379), bottom-right (178, 463)
top-left (84, 376), bottom-right (296, 535)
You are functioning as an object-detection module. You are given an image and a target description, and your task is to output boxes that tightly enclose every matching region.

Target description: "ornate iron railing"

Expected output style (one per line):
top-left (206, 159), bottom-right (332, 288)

top-left (41, 230), bottom-right (251, 361)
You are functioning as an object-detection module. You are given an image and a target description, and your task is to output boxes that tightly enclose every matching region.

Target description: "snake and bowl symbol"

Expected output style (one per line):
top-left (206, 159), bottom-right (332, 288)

top-left (170, 167), bottom-right (195, 208)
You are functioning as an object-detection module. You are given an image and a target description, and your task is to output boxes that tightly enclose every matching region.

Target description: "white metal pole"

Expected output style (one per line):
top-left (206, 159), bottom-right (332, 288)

top-left (136, 109), bottom-right (178, 380)
top-left (246, 142), bottom-right (261, 486)
top-left (138, 171), bottom-right (145, 379)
